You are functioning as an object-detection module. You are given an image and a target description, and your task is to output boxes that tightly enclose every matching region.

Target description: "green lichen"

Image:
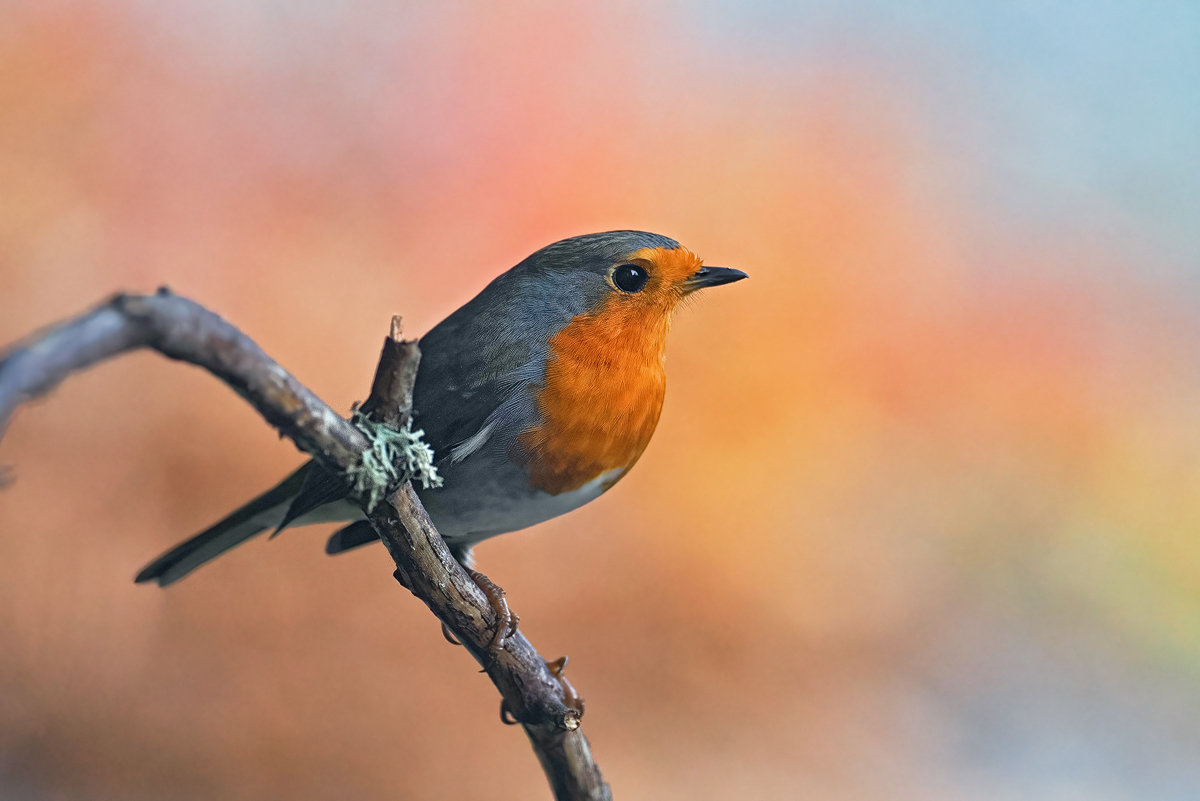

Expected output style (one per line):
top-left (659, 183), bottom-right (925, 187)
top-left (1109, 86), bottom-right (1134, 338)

top-left (348, 411), bottom-right (443, 512)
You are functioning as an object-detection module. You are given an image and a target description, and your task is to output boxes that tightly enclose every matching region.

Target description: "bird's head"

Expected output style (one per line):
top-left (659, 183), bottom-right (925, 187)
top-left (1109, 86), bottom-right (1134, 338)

top-left (521, 231), bottom-right (747, 347)
top-left (413, 230), bottom-right (747, 495)
top-left (415, 230), bottom-right (747, 395)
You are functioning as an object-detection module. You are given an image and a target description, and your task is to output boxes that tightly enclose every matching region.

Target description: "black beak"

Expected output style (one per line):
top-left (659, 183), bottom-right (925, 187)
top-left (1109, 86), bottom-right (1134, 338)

top-left (684, 266), bottom-right (748, 293)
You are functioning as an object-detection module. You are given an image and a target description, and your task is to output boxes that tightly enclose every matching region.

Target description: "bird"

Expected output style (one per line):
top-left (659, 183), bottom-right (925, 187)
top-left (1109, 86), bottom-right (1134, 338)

top-left (135, 231), bottom-right (746, 606)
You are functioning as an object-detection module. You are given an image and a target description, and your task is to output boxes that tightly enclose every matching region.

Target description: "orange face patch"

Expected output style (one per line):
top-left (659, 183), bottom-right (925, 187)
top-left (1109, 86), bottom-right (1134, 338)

top-left (517, 246), bottom-right (704, 495)
top-left (615, 246), bottom-right (705, 304)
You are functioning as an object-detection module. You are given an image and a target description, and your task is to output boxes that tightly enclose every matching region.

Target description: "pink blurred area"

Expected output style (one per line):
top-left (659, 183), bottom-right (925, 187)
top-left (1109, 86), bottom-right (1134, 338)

top-left (4, 2), bottom-right (1200, 799)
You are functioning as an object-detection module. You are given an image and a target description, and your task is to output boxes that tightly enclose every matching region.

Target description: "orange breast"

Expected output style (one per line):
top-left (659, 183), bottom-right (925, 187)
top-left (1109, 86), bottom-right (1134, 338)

top-left (517, 294), bottom-right (672, 496)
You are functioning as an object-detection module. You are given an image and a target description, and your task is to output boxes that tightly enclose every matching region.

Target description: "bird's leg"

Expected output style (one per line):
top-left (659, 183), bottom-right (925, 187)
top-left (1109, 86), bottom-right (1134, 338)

top-left (466, 568), bottom-right (520, 654)
top-left (545, 655), bottom-right (585, 717)
top-left (399, 562), bottom-right (493, 651)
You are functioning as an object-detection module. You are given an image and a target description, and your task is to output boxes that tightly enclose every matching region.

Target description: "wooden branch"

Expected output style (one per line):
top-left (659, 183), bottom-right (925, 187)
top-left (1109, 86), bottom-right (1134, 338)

top-left (360, 328), bottom-right (607, 799)
top-left (0, 293), bottom-right (611, 801)
top-left (0, 289), bottom-right (367, 466)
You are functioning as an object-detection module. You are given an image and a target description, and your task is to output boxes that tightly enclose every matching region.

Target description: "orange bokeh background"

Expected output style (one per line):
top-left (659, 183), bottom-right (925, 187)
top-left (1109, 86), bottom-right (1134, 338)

top-left (3, 3), bottom-right (1200, 798)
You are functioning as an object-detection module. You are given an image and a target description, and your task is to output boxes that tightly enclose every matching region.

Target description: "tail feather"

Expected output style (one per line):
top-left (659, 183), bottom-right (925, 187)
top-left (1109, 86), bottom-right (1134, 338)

top-left (272, 461), bottom-right (351, 536)
top-left (135, 463), bottom-right (313, 587)
top-left (325, 520), bottom-right (380, 554)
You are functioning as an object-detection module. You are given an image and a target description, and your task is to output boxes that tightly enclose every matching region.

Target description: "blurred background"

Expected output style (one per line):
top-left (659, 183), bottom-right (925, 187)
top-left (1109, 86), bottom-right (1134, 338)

top-left (3, 1), bottom-right (1200, 798)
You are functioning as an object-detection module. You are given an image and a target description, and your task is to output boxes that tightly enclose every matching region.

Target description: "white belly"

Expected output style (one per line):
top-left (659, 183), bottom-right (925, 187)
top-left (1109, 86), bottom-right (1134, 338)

top-left (417, 458), bottom-right (624, 547)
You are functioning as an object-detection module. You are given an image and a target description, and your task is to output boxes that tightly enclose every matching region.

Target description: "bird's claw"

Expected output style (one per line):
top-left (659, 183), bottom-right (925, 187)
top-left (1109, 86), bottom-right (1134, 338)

top-left (440, 621), bottom-right (462, 646)
top-left (392, 569), bottom-right (410, 590)
top-left (466, 568), bottom-right (519, 656)
top-left (496, 657), bottom-right (583, 727)
top-left (546, 655), bottom-right (585, 717)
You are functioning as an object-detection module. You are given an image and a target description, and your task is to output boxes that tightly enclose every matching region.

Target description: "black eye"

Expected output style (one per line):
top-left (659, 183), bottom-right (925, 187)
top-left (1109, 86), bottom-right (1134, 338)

top-left (612, 264), bottom-right (649, 293)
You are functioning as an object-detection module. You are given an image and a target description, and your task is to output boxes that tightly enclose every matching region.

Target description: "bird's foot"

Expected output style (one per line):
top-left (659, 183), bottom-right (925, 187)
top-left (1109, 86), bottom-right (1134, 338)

top-left (545, 655), bottom-right (585, 717)
top-left (397, 563), bottom-right (515, 656)
top-left (466, 567), bottom-right (519, 655)
top-left (497, 657), bottom-right (583, 726)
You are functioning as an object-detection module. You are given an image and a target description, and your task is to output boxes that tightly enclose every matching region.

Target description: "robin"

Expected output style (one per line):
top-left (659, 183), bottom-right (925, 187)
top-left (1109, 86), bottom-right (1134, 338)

top-left (136, 231), bottom-right (746, 620)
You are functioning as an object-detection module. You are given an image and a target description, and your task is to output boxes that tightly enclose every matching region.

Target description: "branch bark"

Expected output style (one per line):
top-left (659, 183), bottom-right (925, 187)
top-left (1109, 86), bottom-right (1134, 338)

top-left (0, 290), bottom-right (612, 801)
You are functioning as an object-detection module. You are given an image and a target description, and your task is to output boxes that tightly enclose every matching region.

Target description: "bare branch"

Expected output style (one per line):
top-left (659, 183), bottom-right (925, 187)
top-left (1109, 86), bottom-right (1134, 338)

top-left (0, 289), bottom-right (367, 467)
top-left (0, 293), bottom-right (611, 800)
top-left (361, 324), bottom-right (610, 800)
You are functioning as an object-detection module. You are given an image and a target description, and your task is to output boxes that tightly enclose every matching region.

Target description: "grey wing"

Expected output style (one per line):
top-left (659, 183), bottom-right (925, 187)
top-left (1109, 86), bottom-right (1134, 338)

top-left (285, 282), bottom-right (543, 535)
top-left (323, 284), bottom-right (546, 555)
top-left (411, 281), bottom-right (546, 464)
top-left (410, 253), bottom-right (600, 460)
